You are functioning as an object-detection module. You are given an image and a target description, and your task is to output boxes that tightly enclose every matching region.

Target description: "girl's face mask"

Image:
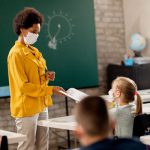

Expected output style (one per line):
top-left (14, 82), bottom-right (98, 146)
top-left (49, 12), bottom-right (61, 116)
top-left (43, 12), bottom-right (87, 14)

top-left (108, 84), bottom-right (121, 101)
top-left (108, 89), bottom-right (114, 99)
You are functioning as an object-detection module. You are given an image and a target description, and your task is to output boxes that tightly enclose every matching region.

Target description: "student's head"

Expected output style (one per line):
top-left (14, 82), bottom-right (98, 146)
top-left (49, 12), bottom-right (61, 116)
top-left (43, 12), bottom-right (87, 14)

top-left (74, 96), bottom-right (111, 146)
top-left (13, 7), bottom-right (44, 44)
top-left (110, 77), bottom-right (142, 115)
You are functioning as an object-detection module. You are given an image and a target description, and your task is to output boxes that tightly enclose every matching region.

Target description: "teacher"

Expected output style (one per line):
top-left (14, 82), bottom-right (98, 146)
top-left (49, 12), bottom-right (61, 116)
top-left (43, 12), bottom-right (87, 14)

top-left (7, 7), bottom-right (64, 150)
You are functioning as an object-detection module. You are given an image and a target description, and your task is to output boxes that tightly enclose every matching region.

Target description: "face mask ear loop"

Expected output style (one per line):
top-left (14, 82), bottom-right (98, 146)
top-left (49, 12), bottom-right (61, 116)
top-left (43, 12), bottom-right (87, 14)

top-left (20, 29), bottom-right (25, 37)
top-left (21, 30), bottom-right (29, 46)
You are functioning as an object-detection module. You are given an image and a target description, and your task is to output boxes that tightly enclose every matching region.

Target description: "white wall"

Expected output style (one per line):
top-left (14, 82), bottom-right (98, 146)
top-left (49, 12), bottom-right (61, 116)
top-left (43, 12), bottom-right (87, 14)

top-left (123, 0), bottom-right (150, 56)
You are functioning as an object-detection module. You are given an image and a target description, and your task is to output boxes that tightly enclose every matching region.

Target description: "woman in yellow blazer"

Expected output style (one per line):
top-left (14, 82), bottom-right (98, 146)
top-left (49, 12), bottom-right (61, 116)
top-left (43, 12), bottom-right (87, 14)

top-left (7, 7), bottom-right (64, 150)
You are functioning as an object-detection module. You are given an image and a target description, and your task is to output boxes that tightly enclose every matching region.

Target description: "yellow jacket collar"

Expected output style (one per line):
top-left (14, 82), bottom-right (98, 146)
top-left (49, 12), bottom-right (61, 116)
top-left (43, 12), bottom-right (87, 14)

top-left (15, 41), bottom-right (30, 55)
top-left (15, 41), bottom-right (47, 70)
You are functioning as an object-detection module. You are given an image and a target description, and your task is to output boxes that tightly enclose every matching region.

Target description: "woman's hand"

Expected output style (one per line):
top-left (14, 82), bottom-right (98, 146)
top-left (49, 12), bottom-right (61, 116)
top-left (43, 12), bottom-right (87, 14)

top-left (53, 86), bottom-right (65, 96)
top-left (45, 71), bottom-right (55, 81)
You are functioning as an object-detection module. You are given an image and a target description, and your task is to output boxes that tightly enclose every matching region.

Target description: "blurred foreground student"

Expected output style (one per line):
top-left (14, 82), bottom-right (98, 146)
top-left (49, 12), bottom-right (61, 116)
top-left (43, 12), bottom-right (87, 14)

top-left (74, 96), bottom-right (146, 150)
top-left (8, 7), bottom-right (64, 150)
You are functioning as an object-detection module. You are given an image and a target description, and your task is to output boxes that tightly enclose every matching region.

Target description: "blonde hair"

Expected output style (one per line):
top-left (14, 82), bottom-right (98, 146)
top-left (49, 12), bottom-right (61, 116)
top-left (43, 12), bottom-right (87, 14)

top-left (112, 77), bottom-right (142, 115)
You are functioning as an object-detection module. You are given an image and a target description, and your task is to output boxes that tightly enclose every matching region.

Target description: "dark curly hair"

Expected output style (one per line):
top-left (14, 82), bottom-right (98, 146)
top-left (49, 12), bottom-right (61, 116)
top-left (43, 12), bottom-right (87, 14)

top-left (13, 7), bottom-right (44, 35)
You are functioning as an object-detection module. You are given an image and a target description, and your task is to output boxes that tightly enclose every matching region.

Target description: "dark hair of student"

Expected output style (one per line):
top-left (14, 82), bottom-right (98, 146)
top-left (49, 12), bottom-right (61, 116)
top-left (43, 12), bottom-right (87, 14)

top-left (75, 96), bottom-right (110, 136)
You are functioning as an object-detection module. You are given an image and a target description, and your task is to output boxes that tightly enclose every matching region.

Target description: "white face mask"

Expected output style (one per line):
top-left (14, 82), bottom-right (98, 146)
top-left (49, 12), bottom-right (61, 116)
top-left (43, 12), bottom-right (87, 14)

top-left (23, 32), bottom-right (39, 45)
top-left (108, 89), bottom-right (114, 99)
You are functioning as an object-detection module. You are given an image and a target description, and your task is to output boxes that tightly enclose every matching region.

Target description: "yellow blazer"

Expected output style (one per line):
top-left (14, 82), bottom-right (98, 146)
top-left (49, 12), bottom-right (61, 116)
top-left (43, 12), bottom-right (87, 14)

top-left (7, 41), bottom-right (53, 118)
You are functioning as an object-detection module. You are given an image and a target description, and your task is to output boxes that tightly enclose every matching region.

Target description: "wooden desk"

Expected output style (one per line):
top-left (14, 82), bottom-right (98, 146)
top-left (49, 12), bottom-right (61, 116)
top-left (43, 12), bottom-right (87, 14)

top-left (143, 103), bottom-right (150, 114)
top-left (38, 115), bottom-right (76, 131)
top-left (107, 64), bottom-right (150, 90)
top-left (140, 135), bottom-right (150, 145)
top-left (38, 115), bottom-right (76, 149)
top-left (0, 130), bottom-right (26, 144)
top-left (38, 103), bottom-right (150, 130)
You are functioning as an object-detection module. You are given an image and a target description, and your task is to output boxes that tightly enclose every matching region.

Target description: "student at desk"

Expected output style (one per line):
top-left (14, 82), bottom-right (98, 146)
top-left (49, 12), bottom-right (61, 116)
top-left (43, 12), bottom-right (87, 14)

top-left (74, 96), bottom-right (146, 150)
top-left (109, 77), bottom-right (142, 138)
top-left (7, 7), bottom-right (64, 150)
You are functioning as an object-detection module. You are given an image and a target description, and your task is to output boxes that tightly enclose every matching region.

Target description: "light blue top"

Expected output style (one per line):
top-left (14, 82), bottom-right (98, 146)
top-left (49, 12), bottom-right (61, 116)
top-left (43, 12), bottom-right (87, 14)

top-left (110, 103), bottom-right (135, 138)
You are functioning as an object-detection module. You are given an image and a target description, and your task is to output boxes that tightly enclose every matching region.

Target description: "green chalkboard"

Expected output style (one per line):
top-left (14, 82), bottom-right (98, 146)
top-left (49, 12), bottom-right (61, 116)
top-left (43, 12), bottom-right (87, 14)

top-left (0, 0), bottom-right (98, 89)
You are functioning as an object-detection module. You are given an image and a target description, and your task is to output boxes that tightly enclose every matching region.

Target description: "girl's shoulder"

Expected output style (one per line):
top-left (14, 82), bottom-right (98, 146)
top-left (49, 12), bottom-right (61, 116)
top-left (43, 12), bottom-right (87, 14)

top-left (110, 103), bottom-right (135, 113)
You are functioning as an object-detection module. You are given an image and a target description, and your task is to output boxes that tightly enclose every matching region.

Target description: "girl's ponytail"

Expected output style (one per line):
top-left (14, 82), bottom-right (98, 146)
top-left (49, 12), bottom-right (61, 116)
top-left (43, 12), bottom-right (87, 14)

top-left (135, 93), bottom-right (142, 115)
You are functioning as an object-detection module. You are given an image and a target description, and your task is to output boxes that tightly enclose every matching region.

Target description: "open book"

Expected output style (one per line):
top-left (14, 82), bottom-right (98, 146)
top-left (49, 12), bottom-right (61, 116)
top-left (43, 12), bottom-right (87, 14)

top-left (59, 88), bottom-right (88, 102)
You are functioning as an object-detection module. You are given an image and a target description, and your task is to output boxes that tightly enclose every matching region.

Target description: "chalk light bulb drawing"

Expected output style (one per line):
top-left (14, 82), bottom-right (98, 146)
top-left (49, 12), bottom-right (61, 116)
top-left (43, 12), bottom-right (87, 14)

top-left (46, 11), bottom-right (75, 50)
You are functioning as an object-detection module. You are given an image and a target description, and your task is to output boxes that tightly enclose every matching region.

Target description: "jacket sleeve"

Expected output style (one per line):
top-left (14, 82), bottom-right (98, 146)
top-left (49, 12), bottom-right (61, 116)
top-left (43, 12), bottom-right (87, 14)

top-left (10, 52), bottom-right (53, 97)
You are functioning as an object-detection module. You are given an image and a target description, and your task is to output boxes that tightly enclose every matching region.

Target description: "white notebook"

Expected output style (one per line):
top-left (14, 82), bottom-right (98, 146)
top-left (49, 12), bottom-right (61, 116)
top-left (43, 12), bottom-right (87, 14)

top-left (59, 88), bottom-right (88, 102)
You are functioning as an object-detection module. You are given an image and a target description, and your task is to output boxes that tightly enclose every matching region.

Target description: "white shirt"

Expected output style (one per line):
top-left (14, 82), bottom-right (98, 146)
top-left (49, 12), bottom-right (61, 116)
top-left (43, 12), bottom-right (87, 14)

top-left (110, 103), bottom-right (135, 138)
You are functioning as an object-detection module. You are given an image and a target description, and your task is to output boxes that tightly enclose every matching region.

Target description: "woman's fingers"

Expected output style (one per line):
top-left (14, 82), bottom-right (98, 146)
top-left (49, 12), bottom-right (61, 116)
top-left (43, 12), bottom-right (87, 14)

top-left (53, 86), bottom-right (65, 96)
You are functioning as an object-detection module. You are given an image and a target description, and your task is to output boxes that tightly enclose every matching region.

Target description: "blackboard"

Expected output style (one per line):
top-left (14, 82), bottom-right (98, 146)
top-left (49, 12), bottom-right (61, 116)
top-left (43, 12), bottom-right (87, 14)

top-left (0, 0), bottom-right (98, 89)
